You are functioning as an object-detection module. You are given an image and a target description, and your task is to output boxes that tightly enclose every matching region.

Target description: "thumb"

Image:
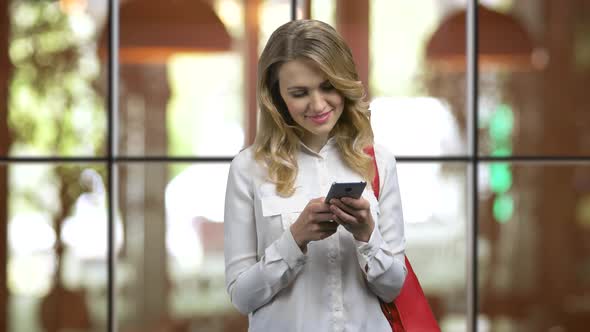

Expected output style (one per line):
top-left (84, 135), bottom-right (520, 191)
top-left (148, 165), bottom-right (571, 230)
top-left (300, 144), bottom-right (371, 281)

top-left (311, 197), bottom-right (326, 203)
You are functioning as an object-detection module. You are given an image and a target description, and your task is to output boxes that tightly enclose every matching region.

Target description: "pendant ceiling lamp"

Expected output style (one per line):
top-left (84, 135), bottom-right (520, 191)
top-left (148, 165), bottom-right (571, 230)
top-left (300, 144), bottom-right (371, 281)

top-left (99, 0), bottom-right (232, 64)
top-left (426, 5), bottom-right (545, 71)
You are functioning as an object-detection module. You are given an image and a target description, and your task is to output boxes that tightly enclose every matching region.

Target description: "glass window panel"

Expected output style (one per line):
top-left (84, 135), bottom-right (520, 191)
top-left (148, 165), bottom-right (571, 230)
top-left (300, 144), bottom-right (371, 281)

top-left (6, 1), bottom-right (107, 158)
top-left (478, 163), bottom-right (590, 331)
top-left (117, 162), bottom-right (246, 331)
top-left (479, 1), bottom-right (590, 156)
top-left (102, 0), bottom-right (291, 158)
top-left (397, 162), bottom-right (468, 331)
top-left (98, 0), bottom-right (244, 157)
top-left (311, 0), bottom-right (468, 157)
top-left (6, 163), bottom-right (108, 332)
top-left (259, 0), bottom-right (292, 54)
top-left (371, 97), bottom-right (464, 157)
top-left (311, 0), bottom-right (336, 26)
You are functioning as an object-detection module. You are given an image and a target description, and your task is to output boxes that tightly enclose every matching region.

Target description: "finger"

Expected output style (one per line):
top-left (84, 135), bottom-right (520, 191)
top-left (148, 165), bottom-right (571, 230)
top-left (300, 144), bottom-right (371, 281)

top-left (309, 201), bottom-right (331, 213)
top-left (312, 212), bottom-right (336, 223)
top-left (330, 200), bottom-right (371, 224)
top-left (340, 197), bottom-right (371, 211)
top-left (310, 197), bottom-right (329, 205)
top-left (330, 204), bottom-right (357, 225)
top-left (329, 198), bottom-right (359, 217)
top-left (333, 217), bottom-right (354, 234)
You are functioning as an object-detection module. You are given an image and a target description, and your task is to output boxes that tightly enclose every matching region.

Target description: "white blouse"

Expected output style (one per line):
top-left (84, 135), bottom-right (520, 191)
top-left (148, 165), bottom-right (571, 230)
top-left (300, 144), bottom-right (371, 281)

top-left (224, 139), bottom-right (407, 332)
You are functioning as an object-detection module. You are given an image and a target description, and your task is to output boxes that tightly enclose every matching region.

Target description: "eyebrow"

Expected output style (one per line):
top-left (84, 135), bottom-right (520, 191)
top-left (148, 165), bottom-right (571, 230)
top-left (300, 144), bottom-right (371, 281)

top-left (286, 80), bottom-right (331, 91)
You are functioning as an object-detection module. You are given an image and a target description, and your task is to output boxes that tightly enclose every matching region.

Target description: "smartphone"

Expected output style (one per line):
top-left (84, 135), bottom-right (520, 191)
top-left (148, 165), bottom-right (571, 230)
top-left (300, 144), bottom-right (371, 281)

top-left (324, 181), bottom-right (366, 204)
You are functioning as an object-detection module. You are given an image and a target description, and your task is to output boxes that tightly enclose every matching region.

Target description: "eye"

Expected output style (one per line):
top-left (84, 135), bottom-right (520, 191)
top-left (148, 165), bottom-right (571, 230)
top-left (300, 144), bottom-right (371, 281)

top-left (321, 83), bottom-right (335, 91)
top-left (290, 90), bottom-right (307, 98)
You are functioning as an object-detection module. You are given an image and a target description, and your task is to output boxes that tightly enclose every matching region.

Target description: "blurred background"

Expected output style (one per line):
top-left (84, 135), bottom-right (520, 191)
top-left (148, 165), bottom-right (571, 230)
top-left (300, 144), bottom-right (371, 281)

top-left (0, 0), bottom-right (589, 331)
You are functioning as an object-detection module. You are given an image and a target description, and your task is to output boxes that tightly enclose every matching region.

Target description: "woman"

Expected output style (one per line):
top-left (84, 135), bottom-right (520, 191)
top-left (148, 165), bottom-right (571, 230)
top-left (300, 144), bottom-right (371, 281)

top-left (224, 19), bottom-right (406, 331)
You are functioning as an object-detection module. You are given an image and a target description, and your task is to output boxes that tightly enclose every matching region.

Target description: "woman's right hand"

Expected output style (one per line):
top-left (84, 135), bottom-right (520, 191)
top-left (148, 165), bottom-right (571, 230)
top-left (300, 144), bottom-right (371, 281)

top-left (290, 197), bottom-right (338, 252)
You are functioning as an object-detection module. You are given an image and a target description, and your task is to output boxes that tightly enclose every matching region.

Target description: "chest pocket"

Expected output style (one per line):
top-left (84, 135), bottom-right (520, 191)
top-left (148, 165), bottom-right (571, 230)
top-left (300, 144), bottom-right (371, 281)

top-left (260, 194), bottom-right (308, 231)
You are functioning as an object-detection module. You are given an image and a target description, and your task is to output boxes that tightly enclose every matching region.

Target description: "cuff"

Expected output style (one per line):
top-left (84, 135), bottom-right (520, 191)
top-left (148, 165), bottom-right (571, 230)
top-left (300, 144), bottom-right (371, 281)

top-left (355, 225), bottom-right (384, 272)
top-left (275, 228), bottom-right (307, 269)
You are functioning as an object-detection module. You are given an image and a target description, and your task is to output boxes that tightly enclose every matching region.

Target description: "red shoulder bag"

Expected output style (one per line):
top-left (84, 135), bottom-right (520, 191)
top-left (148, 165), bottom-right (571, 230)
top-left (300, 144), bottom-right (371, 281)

top-left (366, 146), bottom-right (441, 332)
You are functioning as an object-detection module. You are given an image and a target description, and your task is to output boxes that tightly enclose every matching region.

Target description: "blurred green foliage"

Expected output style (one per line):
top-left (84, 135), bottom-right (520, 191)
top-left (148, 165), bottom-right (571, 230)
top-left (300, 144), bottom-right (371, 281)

top-left (8, 0), bottom-right (105, 157)
top-left (8, 0), bottom-right (106, 229)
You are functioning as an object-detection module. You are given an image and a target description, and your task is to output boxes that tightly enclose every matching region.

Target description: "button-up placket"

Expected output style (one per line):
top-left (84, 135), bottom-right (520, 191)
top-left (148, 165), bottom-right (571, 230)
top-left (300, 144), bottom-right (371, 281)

top-left (327, 229), bottom-right (344, 331)
top-left (300, 138), bottom-right (349, 331)
top-left (313, 142), bottom-right (345, 331)
top-left (317, 157), bottom-right (328, 194)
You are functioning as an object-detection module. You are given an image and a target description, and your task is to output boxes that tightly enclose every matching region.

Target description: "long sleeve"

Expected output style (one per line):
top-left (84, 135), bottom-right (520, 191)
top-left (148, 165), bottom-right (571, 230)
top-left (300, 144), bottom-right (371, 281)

top-left (354, 147), bottom-right (407, 302)
top-left (223, 153), bottom-right (307, 315)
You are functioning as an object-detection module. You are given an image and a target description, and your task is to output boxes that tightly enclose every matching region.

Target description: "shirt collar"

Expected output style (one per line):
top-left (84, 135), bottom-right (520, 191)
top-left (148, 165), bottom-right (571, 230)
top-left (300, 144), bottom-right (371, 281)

top-left (299, 136), bottom-right (337, 157)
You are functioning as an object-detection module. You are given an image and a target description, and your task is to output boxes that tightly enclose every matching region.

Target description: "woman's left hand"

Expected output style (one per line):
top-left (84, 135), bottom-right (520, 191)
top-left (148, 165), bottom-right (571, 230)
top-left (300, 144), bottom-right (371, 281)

top-left (329, 197), bottom-right (375, 242)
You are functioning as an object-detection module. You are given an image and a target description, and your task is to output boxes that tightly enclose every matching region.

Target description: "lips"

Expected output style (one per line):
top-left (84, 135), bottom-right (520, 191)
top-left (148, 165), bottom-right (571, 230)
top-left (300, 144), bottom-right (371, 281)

top-left (307, 110), bottom-right (332, 124)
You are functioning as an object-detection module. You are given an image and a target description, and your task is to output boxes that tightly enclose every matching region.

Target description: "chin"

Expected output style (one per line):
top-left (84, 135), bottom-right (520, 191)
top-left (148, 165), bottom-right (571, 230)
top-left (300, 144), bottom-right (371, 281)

top-left (309, 125), bottom-right (335, 136)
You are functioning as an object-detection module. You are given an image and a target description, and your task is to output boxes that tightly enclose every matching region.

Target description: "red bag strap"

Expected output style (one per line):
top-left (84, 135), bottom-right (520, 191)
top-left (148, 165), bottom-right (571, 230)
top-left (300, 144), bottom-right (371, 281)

top-left (365, 146), bottom-right (380, 200)
top-left (364, 145), bottom-right (441, 332)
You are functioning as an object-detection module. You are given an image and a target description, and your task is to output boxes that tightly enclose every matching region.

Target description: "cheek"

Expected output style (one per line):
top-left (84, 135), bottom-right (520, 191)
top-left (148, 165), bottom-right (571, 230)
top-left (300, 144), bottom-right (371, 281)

top-left (285, 100), bottom-right (306, 116)
top-left (328, 94), bottom-right (344, 108)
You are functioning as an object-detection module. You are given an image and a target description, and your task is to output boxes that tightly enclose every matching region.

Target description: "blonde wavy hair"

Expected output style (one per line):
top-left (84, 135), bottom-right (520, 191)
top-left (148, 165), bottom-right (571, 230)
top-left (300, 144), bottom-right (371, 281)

top-left (254, 19), bottom-right (374, 197)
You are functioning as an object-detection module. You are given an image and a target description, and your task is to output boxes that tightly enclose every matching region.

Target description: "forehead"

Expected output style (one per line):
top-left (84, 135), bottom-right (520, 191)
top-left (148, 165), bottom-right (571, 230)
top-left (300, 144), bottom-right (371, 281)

top-left (277, 59), bottom-right (326, 87)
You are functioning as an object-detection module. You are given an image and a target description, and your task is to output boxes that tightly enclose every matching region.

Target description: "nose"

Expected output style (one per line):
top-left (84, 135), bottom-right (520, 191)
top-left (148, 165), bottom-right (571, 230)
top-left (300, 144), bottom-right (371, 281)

top-left (309, 91), bottom-right (328, 112)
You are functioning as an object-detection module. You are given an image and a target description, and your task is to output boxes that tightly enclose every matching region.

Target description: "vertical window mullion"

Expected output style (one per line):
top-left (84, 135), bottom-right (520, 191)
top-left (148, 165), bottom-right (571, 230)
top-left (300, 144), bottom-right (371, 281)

top-left (107, 1), bottom-right (119, 331)
top-left (467, 1), bottom-right (479, 332)
top-left (291, 0), bottom-right (297, 20)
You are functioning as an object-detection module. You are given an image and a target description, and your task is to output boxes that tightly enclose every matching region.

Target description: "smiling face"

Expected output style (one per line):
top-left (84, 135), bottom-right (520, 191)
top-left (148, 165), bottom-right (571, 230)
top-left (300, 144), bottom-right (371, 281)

top-left (277, 59), bottom-right (344, 151)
